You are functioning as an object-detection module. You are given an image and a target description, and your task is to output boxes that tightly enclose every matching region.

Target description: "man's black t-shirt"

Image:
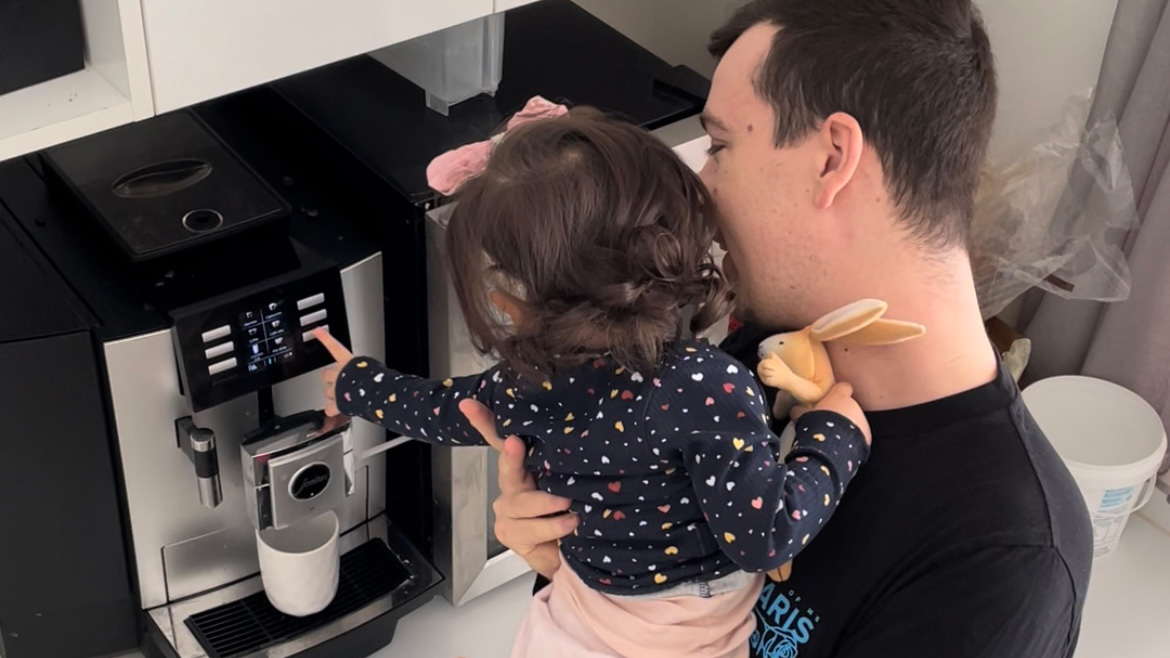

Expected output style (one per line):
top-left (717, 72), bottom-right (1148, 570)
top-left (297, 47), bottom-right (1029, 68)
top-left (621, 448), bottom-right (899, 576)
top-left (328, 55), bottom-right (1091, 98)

top-left (726, 325), bottom-right (1093, 658)
top-left (533, 325), bottom-right (1093, 657)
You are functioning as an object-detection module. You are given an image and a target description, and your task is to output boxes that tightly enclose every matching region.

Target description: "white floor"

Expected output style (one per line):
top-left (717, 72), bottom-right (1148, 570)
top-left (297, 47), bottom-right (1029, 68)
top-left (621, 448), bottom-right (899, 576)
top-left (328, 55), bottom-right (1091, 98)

top-left (371, 575), bottom-right (533, 658)
top-left (1077, 500), bottom-right (1170, 658)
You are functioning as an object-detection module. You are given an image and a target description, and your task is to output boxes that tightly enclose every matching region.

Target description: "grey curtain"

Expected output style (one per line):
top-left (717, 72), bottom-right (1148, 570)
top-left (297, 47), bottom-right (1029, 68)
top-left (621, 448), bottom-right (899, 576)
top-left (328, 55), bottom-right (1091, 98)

top-left (1019, 0), bottom-right (1170, 455)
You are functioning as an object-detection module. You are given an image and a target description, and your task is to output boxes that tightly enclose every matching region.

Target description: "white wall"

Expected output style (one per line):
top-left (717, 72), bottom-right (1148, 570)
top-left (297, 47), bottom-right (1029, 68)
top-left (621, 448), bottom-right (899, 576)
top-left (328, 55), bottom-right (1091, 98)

top-left (574, 0), bottom-right (1119, 166)
top-left (976, 0), bottom-right (1119, 163)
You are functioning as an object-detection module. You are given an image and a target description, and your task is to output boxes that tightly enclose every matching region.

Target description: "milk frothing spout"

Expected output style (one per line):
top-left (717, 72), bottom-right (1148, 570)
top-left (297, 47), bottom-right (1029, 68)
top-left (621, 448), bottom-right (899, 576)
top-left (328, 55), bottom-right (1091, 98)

top-left (176, 416), bottom-right (222, 508)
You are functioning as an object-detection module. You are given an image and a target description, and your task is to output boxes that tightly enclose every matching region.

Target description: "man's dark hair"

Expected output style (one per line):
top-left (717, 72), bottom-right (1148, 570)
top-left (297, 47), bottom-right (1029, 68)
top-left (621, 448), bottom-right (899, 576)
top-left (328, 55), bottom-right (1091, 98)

top-left (710, 0), bottom-right (997, 248)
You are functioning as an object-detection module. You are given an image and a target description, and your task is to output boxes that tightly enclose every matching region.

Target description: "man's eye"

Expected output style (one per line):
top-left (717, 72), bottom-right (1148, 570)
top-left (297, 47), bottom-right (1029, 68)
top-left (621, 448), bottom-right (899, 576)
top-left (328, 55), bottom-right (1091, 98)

top-left (706, 144), bottom-right (726, 156)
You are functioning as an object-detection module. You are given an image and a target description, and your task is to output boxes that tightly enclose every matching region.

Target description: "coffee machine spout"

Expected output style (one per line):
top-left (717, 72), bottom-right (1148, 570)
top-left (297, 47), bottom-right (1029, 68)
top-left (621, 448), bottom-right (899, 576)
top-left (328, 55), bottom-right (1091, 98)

top-left (176, 417), bottom-right (223, 508)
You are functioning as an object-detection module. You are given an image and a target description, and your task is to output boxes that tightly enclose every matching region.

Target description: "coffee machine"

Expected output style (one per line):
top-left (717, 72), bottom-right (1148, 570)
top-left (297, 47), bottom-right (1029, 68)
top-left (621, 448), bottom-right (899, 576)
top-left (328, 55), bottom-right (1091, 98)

top-left (0, 107), bottom-right (439, 658)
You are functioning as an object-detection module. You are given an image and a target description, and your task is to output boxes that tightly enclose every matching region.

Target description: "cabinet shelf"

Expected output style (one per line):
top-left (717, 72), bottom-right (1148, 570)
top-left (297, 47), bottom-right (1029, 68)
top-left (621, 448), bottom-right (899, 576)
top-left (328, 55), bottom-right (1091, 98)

top-left (0, 65), bottom-right (133, 162)
top-left (0, 0), bottom-right (152, 163)
top-left (2, 0), bottom-right (527, 162)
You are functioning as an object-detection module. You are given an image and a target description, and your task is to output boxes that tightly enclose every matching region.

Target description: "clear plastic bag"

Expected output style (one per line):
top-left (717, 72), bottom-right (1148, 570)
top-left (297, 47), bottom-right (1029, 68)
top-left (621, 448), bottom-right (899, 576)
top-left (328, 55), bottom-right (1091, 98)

top-left (971, 89), bottom-right (1138, 319)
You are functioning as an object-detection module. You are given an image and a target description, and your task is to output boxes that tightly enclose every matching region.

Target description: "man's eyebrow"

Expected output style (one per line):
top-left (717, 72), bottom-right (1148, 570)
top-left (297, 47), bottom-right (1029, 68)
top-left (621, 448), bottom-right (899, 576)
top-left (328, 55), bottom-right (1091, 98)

top-left (700, 111), bottom-right (730, 134)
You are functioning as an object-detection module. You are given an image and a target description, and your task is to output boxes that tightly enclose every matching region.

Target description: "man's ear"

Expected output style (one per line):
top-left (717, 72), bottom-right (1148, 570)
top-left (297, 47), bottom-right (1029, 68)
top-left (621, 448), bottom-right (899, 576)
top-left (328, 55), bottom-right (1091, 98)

top-left (814, 112), bottom-right (864, 210)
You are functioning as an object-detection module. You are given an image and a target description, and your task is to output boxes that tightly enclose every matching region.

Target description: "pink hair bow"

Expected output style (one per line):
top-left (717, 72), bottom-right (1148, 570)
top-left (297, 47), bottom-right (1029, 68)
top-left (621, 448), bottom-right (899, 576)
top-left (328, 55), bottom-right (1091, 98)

top-left (426, 95), bottom-right (569, 195)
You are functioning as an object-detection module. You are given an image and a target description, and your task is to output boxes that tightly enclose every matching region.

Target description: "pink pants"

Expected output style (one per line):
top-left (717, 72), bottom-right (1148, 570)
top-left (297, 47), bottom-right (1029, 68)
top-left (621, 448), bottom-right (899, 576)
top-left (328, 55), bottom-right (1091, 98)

top-left (510, 563), bottom-right (763, 658)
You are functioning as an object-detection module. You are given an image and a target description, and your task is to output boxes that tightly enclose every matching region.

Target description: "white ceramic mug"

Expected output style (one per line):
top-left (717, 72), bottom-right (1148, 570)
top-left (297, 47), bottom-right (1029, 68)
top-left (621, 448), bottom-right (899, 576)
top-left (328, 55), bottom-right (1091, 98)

top-left (256, 510), bottom-right (340, 616)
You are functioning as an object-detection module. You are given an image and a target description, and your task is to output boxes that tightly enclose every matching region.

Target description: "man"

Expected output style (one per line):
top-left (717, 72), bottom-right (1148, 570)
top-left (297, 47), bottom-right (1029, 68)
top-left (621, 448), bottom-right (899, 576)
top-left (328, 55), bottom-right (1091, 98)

top-left (463, 1), bottom-right (1093, 656)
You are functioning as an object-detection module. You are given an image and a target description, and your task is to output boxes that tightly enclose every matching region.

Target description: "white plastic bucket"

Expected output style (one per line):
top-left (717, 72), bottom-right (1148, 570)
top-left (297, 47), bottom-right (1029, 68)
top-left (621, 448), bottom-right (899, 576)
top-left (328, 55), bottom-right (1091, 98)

top-left (1023, 376), bottom-right (1167, 558)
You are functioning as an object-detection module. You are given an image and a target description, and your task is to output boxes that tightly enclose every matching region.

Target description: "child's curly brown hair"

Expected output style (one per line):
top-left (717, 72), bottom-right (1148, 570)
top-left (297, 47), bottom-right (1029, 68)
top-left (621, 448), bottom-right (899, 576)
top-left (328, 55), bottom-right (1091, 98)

top-left (445, 107), bottom-right (731, 378)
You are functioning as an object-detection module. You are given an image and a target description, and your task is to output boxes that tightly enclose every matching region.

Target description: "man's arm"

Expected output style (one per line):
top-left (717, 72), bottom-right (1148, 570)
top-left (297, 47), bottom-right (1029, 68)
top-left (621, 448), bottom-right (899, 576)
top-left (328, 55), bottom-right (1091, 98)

top-left (831, 546), bottom-right (1080, 658)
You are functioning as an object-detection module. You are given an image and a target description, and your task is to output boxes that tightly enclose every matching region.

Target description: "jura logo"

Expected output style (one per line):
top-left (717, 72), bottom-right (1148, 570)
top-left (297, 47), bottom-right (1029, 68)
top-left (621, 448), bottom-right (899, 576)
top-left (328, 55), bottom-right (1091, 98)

top-left (290, 463), bottom-right (331, 500)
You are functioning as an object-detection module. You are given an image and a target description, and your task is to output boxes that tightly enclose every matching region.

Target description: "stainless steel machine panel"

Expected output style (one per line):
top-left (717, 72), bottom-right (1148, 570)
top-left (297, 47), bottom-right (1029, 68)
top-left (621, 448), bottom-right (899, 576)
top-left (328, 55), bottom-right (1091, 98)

top-left (105, 253), bottom-right (388, 610)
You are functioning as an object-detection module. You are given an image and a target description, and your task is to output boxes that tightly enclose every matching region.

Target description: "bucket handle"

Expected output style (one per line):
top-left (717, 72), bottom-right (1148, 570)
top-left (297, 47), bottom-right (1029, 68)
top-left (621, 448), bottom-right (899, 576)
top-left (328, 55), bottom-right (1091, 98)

top-left (1133, 475), bottom-right (1158, 513)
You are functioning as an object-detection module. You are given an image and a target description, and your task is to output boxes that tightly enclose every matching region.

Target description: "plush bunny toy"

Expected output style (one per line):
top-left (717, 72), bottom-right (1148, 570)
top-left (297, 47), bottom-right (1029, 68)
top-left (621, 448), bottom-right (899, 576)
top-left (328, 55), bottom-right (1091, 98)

top-left (757, 299), bottom-right (926, 424)
top-left (755, 299), bottom-right (925, 582)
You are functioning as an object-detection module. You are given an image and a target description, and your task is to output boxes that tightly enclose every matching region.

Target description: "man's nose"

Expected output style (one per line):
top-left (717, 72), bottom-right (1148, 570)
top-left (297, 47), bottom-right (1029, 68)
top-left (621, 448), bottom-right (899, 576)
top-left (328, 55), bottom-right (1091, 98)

top-left (699, 158), bottom-right (715, 190)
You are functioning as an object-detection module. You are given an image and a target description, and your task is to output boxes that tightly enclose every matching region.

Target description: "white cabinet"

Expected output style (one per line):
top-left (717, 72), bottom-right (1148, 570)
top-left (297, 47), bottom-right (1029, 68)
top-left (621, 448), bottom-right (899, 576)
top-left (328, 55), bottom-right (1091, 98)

top-left (495, 0), bottom-right (542, 10)
top-left (0, 0), bottom-right (153, 162)
top-left (142, 0), bottom-right (494, 114)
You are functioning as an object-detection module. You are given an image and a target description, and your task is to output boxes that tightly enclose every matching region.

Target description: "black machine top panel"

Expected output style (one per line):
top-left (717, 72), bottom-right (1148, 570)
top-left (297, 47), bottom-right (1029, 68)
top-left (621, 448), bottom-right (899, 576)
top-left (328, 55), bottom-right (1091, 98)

top-left (271, 0), bottom-right (708, 205)
top-left (42, 111), bottom-right (289, 262)
top-left (0, 112), bottom-right (381, 342)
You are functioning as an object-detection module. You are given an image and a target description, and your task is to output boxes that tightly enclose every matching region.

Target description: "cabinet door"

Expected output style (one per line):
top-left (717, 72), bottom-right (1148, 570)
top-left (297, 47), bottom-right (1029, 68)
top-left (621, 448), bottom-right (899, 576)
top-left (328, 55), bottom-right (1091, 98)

top-left (142, 0), bottom-right (493, 113)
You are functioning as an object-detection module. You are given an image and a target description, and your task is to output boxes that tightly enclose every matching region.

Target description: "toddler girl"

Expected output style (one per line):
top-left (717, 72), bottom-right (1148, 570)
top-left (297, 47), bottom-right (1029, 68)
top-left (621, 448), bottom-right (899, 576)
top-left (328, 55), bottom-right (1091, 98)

top-left (317, 97), bottom-right (869, 658)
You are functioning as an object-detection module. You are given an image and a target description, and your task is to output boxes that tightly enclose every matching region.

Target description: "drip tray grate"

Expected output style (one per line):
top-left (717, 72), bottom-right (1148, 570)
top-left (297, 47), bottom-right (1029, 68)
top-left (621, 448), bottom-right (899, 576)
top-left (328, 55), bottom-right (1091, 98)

top-left (185, 539), bottom-right (411, 658)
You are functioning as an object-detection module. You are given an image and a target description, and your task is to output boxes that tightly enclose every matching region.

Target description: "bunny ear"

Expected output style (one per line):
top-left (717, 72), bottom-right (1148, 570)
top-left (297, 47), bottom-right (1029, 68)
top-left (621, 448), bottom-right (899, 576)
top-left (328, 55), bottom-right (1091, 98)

top-left (832, 319), bottom-right (925, 346)
top-left (809, 299), bottom-right (888, 342)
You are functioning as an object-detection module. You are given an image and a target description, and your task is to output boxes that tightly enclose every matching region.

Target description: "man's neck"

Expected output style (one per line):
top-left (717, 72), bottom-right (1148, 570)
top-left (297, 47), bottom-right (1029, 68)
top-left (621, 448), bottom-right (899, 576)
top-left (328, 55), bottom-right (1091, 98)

top-left (825, 259), bottom-right (998, 412)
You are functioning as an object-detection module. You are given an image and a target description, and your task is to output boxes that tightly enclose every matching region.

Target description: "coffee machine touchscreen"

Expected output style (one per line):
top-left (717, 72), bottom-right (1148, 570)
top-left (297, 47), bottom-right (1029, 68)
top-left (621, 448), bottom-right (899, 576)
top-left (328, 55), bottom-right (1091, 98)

top-left (241, 300), bottom-right (294, 373)
top-left (171, 264), bottom-right (350, 412)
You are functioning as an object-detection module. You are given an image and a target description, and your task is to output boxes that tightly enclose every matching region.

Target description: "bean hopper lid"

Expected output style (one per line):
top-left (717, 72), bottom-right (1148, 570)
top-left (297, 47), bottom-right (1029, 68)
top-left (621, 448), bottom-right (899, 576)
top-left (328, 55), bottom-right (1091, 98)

top-left (43, 110), bottom-right (289, 262)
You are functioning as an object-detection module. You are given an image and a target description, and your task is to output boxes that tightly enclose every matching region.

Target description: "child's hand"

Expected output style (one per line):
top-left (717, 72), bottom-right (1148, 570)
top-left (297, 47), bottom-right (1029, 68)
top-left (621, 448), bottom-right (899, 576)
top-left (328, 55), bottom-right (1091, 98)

top-left (757, 353), bottom-right (796, 389)
top-left (792, 382), bottom-right (871, 445)
top-left (313, 328), bottom-right (353, 417)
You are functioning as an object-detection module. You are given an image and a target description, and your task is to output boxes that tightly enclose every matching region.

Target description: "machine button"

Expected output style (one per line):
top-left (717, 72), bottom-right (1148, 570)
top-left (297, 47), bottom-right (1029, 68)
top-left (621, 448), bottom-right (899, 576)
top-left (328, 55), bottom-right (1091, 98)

top-left (204, 342), bottom-right (234, 360)
top-left (201, 325), bottom-right (231, 343)
top-left (299, 309), bottom-right (328, 327)
top-left (302, 324), bottom-right (329, 343)
top-left (296, 293), bottom-right (326, 311)
top-left (208, 357), bottom-right (238, 376)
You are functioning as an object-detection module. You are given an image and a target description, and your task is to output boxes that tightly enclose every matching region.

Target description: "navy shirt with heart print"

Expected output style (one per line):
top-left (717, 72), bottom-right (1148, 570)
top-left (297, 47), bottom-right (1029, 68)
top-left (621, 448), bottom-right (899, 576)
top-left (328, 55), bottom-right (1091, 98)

top-left (336, 339), bottom-right (868, 595)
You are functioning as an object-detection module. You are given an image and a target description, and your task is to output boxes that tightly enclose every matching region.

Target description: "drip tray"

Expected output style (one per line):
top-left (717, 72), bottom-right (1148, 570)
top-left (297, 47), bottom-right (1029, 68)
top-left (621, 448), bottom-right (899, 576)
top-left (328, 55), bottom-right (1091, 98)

top-left (145, 515), bottom-right (441, 658)
top-left (186, 540), bottom-right (410, 658)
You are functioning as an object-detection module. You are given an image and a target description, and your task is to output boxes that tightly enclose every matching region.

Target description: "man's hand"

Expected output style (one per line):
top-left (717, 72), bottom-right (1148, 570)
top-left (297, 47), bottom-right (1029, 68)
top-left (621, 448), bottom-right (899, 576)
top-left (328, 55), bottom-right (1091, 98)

top-left (792, 382), bottom-right (872, 445)
top-left (313, 328), bottom-right (353, 417)
top-left (460, 399), bottom-right (578, 579)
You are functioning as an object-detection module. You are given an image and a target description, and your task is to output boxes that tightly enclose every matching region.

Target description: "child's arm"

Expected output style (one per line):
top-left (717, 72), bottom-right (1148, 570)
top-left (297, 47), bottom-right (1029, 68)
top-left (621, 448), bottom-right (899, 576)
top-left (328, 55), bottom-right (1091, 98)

top-left (334, 356), bottom-right (505, 446)
top-left (660, 353), bottom-right (869, 573)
